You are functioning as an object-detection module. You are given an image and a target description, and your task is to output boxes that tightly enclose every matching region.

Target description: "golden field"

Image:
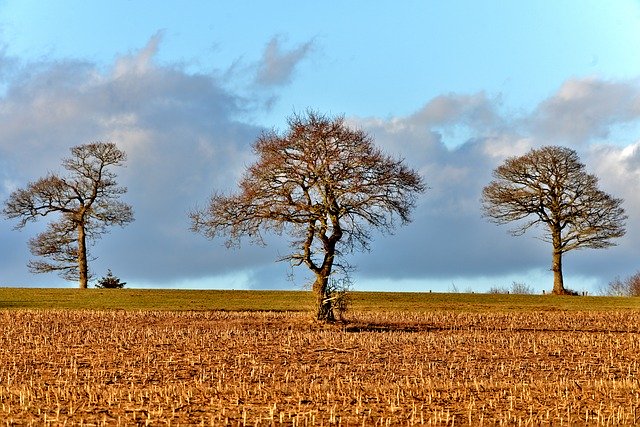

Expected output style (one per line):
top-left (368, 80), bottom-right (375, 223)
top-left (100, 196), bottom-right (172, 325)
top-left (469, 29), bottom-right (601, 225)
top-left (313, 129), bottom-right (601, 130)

top-left (0, 309), bottom-right (639, 425)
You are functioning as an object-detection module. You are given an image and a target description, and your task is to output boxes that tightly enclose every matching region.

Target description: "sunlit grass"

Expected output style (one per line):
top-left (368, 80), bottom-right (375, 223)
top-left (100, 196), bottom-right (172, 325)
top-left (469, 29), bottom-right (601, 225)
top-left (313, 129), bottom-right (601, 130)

top-left (0, 288), bottom-right (638, 312)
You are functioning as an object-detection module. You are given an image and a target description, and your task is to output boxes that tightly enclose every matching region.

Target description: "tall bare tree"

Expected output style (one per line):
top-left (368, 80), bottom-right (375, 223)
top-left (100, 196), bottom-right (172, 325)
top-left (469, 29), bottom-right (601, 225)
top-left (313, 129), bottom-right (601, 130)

top-left (4, 142), bottom-right (134, 289)
top-left (482, 146), bottom-right (626, 294)
top-left (191, 111), bottom-right (425, 321)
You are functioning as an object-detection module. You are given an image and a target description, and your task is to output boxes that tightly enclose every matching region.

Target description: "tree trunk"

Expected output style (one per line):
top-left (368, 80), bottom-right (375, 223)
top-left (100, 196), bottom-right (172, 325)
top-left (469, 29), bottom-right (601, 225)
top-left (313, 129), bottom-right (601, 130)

top-left (550, 225), bottom-right (566, 295)
top-left (77, 223), bottom-right (88, 289)
top-left (551, 250), bottom-right (565, 294)
top-left (312, 274), bottom-right (335, 322)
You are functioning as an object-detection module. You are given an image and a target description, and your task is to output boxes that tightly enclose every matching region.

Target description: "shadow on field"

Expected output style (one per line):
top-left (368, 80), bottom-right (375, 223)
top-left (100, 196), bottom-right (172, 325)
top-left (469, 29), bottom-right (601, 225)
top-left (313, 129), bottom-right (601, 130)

top-left (342, 323), bottom-right (430, 333)
top-left (341, 322), bottom-right (637, 334)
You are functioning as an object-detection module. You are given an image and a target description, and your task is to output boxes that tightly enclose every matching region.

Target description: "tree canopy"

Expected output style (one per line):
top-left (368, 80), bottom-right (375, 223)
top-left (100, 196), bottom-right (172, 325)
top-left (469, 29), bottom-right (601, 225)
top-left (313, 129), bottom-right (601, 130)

top-left (191, 111), bottom-right (426, 320)
top-left (3, 142), bottom-right (134, 288)
top-left (482, 146), bottom-right (626, 294)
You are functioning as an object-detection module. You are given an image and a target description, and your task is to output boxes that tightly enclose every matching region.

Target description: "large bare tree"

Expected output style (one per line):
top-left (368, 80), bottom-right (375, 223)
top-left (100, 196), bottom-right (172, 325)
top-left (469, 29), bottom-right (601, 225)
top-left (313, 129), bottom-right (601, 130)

top-left (482, 146), bottom-right (626, 294)
top-left (191, 111), bottom-right (425, 321)
top-left (4, 142), bottom-right (134, 289)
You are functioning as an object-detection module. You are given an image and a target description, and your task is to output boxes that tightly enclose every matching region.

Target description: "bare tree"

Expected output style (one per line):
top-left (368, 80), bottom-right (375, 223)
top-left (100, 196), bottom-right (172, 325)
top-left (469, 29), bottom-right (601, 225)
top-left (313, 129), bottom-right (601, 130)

top-left (602, 272), bottom-right (640, 297)
top-left (482, 146), bottom-right (626, 295)
top-left (191, 111), bottom-right (425, 321)
top-left (3, 142), bottom-right (134, 289)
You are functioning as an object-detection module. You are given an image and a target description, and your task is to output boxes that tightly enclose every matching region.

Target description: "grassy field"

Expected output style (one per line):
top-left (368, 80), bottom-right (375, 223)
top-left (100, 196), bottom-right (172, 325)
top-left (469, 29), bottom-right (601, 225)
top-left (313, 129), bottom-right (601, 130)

top-left (1, 287), bottom-right (639, 312)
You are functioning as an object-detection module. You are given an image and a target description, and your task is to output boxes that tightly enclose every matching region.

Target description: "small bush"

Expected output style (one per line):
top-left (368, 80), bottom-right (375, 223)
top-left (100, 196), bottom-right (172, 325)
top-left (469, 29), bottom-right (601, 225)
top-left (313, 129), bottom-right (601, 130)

top-left (326, 276), bottom-right (351, 321)
top-left (489, 282), bottom-right (534, 295)
top-left (603, 277), bottom-right (626, 296)
top-left (602, 272), bottom-right (640, 296)
top-left (510, 282), bottom-right (534, 295)
top-left (631, 274), bottom-right (640, 296)
top-left (95, 270), bottom-right (126, 289)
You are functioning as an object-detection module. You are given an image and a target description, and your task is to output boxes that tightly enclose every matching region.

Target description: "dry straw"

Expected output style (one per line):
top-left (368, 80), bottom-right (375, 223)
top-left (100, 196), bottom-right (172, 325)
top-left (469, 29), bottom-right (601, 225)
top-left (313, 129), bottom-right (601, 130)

top-left (0, 310), bottom-right (638, 425)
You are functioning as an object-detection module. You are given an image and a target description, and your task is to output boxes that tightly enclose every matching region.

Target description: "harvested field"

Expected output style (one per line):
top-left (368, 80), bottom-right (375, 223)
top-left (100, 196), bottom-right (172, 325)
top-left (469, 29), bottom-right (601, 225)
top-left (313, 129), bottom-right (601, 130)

top-left (0, 310), bottom-right (639, 425)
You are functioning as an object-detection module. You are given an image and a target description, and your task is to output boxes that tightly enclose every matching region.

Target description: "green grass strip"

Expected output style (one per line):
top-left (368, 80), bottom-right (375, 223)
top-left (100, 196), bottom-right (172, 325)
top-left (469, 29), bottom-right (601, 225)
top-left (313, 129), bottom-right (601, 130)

top-left (0, 288), bottom-right (638, 312)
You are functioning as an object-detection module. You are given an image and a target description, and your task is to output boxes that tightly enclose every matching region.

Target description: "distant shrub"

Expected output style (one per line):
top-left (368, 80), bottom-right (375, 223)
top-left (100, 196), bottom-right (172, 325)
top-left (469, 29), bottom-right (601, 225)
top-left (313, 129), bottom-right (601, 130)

top-left (631, 274), bottom-right (640, 296)
top-left (603, 277), bottom-right (626, 296)
top-left (510, 282), bottom-right (534, 295)
top-left (95, 270), bottom-right (126, 289)
top-left (602, 272), bottom-right (640, 296)
top-left (489, 282), bottom-right (534, 295)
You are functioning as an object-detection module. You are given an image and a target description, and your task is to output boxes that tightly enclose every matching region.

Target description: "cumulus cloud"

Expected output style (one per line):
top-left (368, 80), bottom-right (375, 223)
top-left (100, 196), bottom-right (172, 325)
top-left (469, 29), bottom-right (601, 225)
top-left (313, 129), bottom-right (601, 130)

top-left (410, 92), bottom-right (502, 129)
top-left (113, 31), bottom-right (163, 78)
top-left (531, 78), bottom-right (640, 144)
top-left (579, 142), bottom-right (640, 272)
top-left (254, 36), bottom-right (314, 87)
top-left (350, 102), bottom-right (545, 282)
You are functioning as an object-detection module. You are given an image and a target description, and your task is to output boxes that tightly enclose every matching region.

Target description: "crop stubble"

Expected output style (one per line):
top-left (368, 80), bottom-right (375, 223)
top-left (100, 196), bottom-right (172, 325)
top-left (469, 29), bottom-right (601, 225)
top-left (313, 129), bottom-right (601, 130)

top-left (0, 310), bottom-right (639, 425)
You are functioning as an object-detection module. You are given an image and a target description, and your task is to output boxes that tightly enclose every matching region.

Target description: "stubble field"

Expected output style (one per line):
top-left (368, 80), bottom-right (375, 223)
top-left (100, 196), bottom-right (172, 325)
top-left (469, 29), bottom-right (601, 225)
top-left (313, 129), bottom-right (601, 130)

top-left (1, 306), bottom-right (639, 425)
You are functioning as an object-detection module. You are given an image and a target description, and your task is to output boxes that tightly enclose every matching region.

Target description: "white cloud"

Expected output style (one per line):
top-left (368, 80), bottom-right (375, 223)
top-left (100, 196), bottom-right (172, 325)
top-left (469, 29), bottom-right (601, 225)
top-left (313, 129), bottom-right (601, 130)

top-left (585, 142), bottom-right (640, 252)
top-left (1, 178), bottom-right (17, 196)
top-left (481, 135), bottom-right (532, 161)
top-left (531, 78), bottom-right (640, 144)
top-left (112, 31), bottom-right (163, 78)
top-left (410, 92), bottom-right (501, 128)
top-left (254, 36), bottom-right (314, 87)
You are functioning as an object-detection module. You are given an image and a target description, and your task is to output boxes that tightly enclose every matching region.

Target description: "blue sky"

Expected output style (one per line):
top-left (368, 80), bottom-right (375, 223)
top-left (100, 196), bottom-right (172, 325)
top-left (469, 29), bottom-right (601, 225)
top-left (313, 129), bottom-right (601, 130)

top-left (1, 1), bottom-right (640, 293)
top-left (4, 1), bottom-right (639, 122)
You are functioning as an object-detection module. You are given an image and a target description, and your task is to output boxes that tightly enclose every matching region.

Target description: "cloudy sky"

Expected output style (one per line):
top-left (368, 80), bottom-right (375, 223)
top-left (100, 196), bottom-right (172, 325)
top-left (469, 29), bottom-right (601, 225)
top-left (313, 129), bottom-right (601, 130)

top-left (1, 1), bottom-right (640, 293)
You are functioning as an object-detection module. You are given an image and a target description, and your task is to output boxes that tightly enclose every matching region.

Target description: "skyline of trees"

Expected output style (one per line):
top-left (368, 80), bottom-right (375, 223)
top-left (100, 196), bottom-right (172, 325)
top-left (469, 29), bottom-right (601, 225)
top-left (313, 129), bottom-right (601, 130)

top-left (0, 127), bottom-right (633, 297)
